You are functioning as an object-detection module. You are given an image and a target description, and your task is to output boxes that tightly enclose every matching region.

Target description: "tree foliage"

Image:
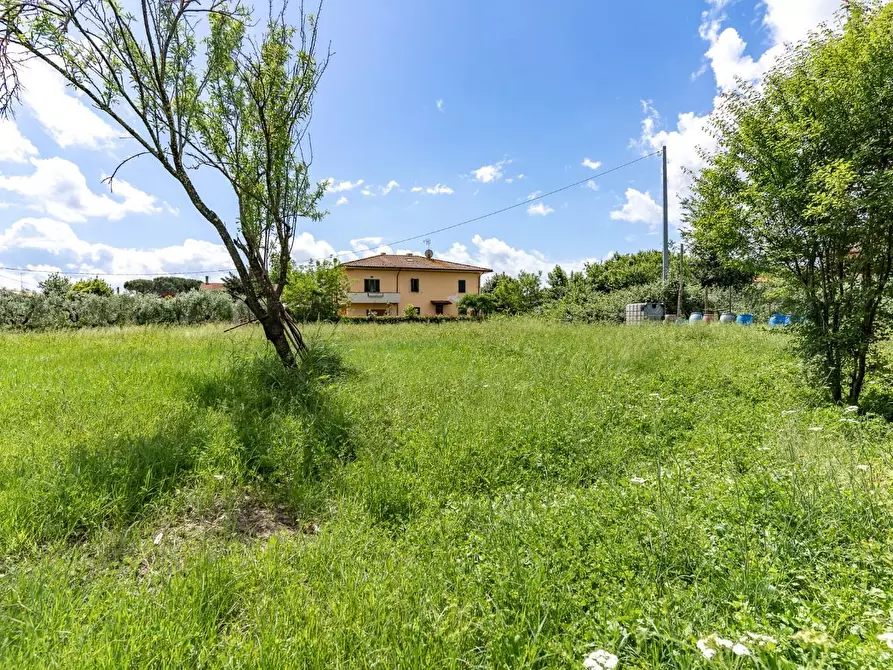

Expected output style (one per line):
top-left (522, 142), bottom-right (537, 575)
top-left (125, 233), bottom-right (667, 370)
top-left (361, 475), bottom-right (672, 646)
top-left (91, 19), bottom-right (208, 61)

top-left (684, 0), bottom-right (893, 404)
top-left (38, 272), bottom-right (71, 297)
top-left (584, 250), bottom-right (663, 292)
top-left (123, 277), bottom-right (202, 295)
top-left (482, 271), bottom-right (543, 314)
top-left (70, 278), bottom-right (114, 297)
top-left (280, 259), bottom-right (349, 322)
top-left (0, 0), bottom-right (330, 366)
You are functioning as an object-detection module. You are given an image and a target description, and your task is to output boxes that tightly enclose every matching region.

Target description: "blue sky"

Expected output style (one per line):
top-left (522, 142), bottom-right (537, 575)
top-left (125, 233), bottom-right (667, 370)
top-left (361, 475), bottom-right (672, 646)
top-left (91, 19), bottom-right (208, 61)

top-left (0, 0), bottom-right (844, 288)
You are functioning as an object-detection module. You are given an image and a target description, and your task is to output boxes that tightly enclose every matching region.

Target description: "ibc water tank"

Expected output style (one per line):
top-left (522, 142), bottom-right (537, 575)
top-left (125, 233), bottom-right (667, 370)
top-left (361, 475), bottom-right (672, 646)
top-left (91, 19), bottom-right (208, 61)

top-left (625, 302), bottom-right (666, 325)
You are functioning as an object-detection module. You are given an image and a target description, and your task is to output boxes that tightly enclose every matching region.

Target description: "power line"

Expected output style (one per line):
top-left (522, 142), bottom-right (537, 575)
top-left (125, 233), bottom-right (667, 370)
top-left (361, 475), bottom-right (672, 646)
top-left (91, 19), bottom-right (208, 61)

top-left (0, 152), bottom-right (661, 278)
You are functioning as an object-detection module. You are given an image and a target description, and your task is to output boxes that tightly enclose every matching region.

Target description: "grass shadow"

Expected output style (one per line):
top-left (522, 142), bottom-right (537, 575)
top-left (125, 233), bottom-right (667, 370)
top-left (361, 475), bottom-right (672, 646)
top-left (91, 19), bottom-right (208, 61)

top-left (3, 340), bottom-right (354, 551)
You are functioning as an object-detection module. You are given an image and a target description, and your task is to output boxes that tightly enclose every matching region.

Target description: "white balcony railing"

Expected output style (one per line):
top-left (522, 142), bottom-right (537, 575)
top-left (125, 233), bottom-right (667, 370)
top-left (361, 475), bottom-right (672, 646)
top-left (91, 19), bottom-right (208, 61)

top-left (347, 292), bottom-right (401, 303)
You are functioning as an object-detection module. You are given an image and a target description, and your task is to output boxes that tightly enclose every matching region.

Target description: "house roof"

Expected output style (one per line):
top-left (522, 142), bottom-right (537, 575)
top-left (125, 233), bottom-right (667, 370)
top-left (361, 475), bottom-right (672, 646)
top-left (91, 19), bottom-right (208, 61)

top-left (342, 253), bottom-right (491, 273)
top-left (199, 282), bottom-right (226, 291)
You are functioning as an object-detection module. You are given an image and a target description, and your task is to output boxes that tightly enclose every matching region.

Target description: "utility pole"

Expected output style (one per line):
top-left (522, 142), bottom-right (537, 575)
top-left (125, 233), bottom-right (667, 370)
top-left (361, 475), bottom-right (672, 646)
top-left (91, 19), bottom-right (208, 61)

top-left (677, 243), bottom-right (684, 317)
top-left (662, 145), bottom-right (669, 283)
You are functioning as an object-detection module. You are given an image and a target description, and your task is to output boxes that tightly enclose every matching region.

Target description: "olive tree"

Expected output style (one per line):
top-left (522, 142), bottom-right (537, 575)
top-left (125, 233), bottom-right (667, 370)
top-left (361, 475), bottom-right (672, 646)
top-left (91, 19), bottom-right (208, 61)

top-left (684, 1), bottom-right (893, 404)
top-left (0, 0), bottom-right (329, 366)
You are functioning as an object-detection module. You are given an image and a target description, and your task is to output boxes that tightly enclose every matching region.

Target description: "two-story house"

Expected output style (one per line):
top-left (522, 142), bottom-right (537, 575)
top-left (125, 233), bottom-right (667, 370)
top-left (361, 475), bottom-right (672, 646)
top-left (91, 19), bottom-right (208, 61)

top-left (341, 251), bottom-right (492, 317)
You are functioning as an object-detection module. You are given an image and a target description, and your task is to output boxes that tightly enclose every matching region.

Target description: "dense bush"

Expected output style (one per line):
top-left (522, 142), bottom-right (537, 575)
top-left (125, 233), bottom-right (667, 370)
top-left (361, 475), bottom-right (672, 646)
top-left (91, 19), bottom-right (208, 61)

top-left (0, 290), bottom-right (249, 329)
top-left (340, 315), bottom-right (477, 325)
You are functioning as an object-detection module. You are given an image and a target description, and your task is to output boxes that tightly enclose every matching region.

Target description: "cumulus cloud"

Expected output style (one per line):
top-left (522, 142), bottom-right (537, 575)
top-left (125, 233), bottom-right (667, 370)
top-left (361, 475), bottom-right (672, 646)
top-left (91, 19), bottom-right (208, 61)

top-left (380, 180), bottom-right (400, 195)
top-left (411, 184), bottom-right (454, 195)
top-left (0, 157), bottom-right (161, 222)
top-left (14, 50), bottom-right (118, 150)
top-left (610, 189), bottom-right (662, 228)
top-left (436, 99), bottom-right (445, 112)
top-left (582, 158), bottom-right (602, 171)
top-left (0, 120), bottom-right (38, 163)
top-left (527, 202), bottom-right (554, 217)
top-left (361, 188), bottom-right (374, 196)
top-left (472, 159), bottom-right (511, 184)
top-left (324, 178), bottom-right (364, 193)
top-left (439, 234), bottom-right (598, 276)
top-left (614, 0), bottom-right (840, 228)
top-left (0, 217), bottom-right (336, 288)
top-left (336, 196), bottom-right (348, 206)
top-left (585, 180), bottom-right (599, 191)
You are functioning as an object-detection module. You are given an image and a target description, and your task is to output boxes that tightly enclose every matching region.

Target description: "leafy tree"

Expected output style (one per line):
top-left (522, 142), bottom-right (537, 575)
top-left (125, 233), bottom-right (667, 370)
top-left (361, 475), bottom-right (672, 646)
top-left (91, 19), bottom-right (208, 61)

top-left (684, 1), bottom-right (893, 404)
top-left (38, 273), bottom-right (71, 298)
top-left (585, 250), bottom-right (663, 292)
top-left (547, 265), bottom-right (569, 301)
top-left (482, 271), bottom-right (543, 314)
top-left (1, 0), bottom-right (330, 366)
top-left (281, 259), bottom-right (349, 322)
top-left (70, 278), bottom-right (114, 297)
top-left (457, 293), bottom-right (496, 316)
top-left (123, 277), bottom-right (202, 295)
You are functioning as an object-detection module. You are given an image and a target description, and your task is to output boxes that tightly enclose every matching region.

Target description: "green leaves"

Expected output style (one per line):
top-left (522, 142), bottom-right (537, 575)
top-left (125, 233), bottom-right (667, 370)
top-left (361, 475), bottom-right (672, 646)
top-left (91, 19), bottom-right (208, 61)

top-left (685, 0), bottom-right (893, 404)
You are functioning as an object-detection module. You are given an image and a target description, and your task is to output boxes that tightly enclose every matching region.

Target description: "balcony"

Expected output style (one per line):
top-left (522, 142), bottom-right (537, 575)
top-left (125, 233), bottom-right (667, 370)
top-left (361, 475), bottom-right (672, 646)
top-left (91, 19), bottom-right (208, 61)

top-left (347, 292), bottom-right (401, 304)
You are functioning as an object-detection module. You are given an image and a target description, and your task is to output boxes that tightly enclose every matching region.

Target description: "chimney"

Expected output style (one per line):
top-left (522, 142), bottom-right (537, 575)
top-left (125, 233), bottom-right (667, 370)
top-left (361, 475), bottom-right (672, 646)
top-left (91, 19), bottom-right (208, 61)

top-left (205, 275), bottom-right (209, 284)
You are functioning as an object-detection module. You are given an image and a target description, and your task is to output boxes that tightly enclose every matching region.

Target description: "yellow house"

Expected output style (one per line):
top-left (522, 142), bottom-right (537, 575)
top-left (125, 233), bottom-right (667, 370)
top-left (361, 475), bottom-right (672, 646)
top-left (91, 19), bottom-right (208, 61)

top-left (341, 251), bottom-right (492, 317)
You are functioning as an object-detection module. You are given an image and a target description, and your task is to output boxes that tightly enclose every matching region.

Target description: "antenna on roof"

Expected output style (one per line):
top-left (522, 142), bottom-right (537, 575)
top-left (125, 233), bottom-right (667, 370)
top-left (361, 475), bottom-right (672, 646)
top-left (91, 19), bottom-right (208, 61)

top-left (424, 238), bottom-right (433, 259)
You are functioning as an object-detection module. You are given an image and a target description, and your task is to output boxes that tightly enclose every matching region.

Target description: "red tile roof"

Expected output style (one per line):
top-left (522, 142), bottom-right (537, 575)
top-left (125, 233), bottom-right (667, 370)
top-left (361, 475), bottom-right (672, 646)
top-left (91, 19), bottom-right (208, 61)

top-left (342, 253), bottom-right (491, 273)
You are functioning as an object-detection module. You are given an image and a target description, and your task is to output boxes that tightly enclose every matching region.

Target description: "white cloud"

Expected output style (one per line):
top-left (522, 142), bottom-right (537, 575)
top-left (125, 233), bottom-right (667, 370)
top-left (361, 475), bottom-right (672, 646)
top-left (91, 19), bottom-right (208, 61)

top-left (582, 158), bottom-right (602, 171)
top-left (526, 191), bottom-right (542, 201)
top-left (411, 184), bottom-right (453, 195)
top-left (0, 120), bottom-right (38, 163)
top-left (610, 188), bottom-right (662, 228)
top-left (439, 234), bottom-right (598, 276)
top-left (527, 202), bottom-right (554, 217)
top-left (0, 157), bottom-right (161, 223)
top-left (336, 196), bottom-right (348, 206)
top-left (626, 0), bottom-right (841, 229)
top-left (472, 159), bottom-right (510, 184)
top-left (585, 180), bottom-right (599, 191)
top-left (516, 174), bottom-right (526, 180)
top-left (436, 99), bottom-right (445, 112)
top-left (380, 180), bottom-right (400, 195)
top-left (361, 188), bottom-right (374, 196)
top-left (324, 178), bottom-right (364, 194)
top-left (15, 50), bottom-right (118, 150)
top-left (0, 217), bottom-right (336, 288)
top-left (762, 0), bottom-right (841, 45)
top-left (505, 178), bottom-right (514, 184)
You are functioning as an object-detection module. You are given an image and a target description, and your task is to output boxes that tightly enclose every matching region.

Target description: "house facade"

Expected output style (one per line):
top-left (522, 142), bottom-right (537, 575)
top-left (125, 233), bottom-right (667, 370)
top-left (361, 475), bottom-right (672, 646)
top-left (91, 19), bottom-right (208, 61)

top-left (340, 252), bottom-right (492, 317)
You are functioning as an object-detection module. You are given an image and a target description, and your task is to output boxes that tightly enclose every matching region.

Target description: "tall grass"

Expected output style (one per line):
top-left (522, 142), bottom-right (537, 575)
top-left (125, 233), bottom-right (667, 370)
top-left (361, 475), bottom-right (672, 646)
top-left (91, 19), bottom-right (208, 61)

top-left (0, 321), bottom-right (891, 668)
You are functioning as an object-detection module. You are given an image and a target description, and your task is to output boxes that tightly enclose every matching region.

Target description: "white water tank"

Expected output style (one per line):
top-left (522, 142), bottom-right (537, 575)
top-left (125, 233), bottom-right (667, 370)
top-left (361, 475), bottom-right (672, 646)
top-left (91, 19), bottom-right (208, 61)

top-left (626, 302), bottom-right (666, 325)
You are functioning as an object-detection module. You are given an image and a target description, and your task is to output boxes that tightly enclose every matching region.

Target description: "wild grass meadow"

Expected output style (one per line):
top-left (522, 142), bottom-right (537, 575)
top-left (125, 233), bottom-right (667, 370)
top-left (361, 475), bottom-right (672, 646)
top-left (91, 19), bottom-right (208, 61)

top-left (1, 321), bottom-right (892, 668)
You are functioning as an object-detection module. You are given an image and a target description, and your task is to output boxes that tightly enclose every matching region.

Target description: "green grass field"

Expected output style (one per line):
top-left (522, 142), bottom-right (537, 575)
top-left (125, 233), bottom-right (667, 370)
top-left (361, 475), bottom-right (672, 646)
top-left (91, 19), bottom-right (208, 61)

top-left (1, 321), bottom-right (892, 668)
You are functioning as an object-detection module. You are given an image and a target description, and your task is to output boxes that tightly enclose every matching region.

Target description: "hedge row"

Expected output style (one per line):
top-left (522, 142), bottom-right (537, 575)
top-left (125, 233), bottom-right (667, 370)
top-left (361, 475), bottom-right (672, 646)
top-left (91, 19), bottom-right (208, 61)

top-left (0, 290), bottom-right (251, 329)
top-left (338, 315), bottom-right (480, 325)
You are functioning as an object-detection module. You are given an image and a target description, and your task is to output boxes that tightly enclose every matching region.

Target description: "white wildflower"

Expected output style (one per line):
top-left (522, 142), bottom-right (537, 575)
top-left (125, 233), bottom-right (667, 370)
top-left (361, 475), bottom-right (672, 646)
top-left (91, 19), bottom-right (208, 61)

top-left (840, 418), bottom-right (858, 424)
top-left (697, 634), bottom-right (734, 660)
top-left (732, 643), bottom-right (750, 656)
top-left (629, 477), bottom-right (646, 485)
top-left (213, 474), bottom-right (225, 480)
top-left (781, 410), bottom-right (798, 416)
top-left (808, 426), bottom-right (823, 432)
top-left (845, 405), bottom-right (859, 414)
top-left (583, 649), bottom-right (618, 669)
top-left (153, 531), bottom-right (164, 545)
top-left (856, 464), bottom-right (870, 471)
top-left (879, 632), bottom-right (893, 650)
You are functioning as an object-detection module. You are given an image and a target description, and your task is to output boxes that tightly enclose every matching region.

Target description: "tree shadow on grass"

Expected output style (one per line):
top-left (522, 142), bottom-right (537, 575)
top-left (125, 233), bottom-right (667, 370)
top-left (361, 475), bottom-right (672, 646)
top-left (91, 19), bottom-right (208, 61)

top-left (13, 342), bottom-right (355, 549)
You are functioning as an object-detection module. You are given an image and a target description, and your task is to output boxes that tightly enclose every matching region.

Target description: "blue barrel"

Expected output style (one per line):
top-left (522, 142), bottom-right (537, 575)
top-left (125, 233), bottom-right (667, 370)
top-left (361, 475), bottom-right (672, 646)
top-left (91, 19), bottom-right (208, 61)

top-left (736, 314), bottom-right (754, 326)
top-left (689, 312), bottom-right (703, 324)
top-left (769, 313), bottom-right (786, 328)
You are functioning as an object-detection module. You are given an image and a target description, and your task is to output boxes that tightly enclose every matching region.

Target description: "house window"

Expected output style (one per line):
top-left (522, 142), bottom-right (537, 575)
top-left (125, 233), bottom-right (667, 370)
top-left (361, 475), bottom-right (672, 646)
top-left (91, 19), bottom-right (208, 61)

top-left (435, 303), bottom-right (444, 315)
top-left (410, 278), bottom-right (420, 293)
top-left (364, 278), bottom-right (380, 293)
top-left (458, 279), bottom-right (467, 293)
